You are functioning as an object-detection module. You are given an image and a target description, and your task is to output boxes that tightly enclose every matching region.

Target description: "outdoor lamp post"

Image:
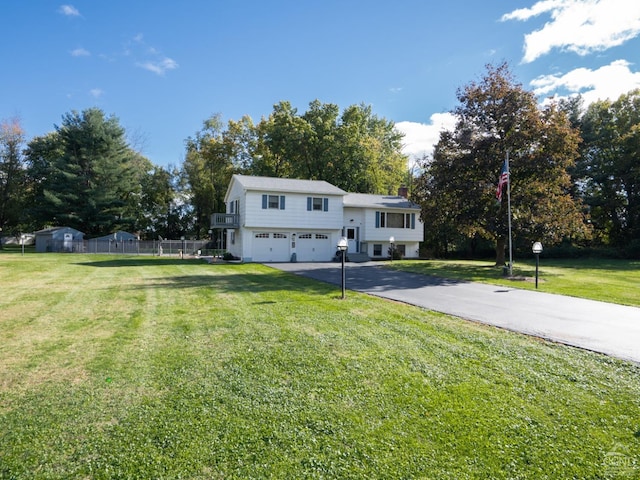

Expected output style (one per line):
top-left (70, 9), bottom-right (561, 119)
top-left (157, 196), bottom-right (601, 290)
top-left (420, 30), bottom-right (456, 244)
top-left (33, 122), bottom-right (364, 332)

top-left (337, 237), bottom-right (348, 299)
top-left (532, 241), bottom-right (543, 289)
top-left (389, 236), bottom-right (395, 262)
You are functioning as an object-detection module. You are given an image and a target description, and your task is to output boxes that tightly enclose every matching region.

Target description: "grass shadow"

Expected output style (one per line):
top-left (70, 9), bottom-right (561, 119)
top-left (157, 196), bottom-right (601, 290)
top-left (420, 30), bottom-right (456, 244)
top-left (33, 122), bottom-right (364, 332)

top-left (76, 257), bottom-right (214, 268)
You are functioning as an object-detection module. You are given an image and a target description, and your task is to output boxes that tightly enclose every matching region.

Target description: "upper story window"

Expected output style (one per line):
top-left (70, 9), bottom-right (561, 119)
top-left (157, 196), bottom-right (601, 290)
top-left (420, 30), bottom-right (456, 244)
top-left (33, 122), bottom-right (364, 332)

top-left (307, 197), bottom-right (329, 212)
top-left (375, 211), bottom-right (416, 229)
top-left (229, 199), bottom-right (239, 214)
top-left (262, 194), bottom-right (285, 210)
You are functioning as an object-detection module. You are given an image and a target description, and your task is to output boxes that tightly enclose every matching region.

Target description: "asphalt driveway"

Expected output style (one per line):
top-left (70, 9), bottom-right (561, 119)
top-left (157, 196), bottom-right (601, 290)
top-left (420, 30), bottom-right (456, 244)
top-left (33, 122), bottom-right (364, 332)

top-left (267, 262), bottom-right (640, 364)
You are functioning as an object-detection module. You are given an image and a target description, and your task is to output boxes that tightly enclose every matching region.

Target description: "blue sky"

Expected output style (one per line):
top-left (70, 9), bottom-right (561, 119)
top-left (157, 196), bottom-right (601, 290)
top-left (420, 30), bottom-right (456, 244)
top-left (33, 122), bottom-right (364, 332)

top-left (2, 1), bottom-right (640, 168)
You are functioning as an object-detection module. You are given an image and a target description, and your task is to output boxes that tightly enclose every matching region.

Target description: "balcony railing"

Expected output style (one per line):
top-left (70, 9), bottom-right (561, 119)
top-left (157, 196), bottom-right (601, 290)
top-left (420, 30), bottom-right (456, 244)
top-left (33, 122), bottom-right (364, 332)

top-left (210, 213), bottom-right (240, 228)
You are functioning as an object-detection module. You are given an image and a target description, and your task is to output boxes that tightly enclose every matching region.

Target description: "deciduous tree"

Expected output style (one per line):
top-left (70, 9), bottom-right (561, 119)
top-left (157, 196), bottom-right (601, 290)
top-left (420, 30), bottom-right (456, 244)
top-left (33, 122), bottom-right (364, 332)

top-left (415, 63), bottom-right (590, 264)
top-left (576, 90), bottom-right (640, 252)
top-left (0, 117), bottom-right (27, 236)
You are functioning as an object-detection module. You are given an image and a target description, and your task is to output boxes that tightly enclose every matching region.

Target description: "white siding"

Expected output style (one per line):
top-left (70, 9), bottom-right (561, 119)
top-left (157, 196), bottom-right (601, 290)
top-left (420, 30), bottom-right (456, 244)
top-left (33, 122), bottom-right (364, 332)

top-left (361, 209), bottom-right (423, 243)
top-left (244, 191), bottom-right (343, 230)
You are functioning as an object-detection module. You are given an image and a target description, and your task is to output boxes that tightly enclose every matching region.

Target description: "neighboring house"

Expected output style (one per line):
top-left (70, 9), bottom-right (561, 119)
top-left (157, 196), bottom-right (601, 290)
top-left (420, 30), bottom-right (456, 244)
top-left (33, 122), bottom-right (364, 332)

top-left (87, 231), bottom-right (139, 253)
top-left (35, 227), bottom-right (84, 253)
top-left (210, 174), bottom-right (424, 262)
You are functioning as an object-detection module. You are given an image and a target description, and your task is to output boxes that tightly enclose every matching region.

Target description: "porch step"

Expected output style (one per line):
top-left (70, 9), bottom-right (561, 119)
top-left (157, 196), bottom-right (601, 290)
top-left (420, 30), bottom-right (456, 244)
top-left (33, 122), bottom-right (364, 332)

top-left (347, 252), bottom-right (371, 263)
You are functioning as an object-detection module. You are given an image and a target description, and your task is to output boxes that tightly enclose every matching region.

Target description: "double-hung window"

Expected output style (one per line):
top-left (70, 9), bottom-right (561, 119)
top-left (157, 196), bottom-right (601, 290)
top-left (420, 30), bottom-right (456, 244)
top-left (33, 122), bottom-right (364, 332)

top-left (262, 194), bottom-right (286, 210)
top-left (307, 197), bottom-right (329, 211)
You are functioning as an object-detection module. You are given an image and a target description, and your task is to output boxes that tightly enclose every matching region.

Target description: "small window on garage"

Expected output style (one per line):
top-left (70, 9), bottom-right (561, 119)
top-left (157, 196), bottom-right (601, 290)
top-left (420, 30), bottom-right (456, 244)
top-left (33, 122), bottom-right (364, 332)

top-left (273, 233), bottom-right (287, 239)
top-left (255, 233), bottom-right (269, 238)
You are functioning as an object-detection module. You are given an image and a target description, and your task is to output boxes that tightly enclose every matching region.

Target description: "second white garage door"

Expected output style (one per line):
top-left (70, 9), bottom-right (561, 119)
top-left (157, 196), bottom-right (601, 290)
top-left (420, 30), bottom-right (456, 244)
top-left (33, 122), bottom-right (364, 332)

top-left (296, 233), bottom-right (332, 262)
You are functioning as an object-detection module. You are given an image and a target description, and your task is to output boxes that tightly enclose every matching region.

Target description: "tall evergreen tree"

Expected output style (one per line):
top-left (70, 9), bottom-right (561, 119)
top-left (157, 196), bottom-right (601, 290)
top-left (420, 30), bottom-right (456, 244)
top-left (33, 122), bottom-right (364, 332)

top-left (26, 108), bottom-right (140, 236)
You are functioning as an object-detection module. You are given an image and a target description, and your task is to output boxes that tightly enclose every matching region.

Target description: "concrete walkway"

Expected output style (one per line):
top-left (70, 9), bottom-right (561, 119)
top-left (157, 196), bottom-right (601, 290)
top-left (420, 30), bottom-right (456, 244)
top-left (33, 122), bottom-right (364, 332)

top-left (267, 262), bottom-right (640, 364)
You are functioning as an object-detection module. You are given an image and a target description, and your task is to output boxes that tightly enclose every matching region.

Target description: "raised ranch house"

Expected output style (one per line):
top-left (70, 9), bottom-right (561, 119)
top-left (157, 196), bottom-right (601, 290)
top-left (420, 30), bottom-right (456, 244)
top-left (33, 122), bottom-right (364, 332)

top-left (210, 175), bottom-right (423, 263)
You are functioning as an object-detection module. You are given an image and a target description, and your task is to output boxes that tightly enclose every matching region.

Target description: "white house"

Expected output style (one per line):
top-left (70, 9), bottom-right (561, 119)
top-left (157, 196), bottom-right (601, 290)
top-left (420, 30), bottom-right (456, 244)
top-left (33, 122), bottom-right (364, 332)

top-left (211, 174), bottom-right (423, 262)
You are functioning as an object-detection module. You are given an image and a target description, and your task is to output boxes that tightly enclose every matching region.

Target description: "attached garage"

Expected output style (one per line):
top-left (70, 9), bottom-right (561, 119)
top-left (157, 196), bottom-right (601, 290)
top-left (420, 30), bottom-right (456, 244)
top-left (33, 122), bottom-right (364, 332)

top-left (296, 233), bottom-right (333, 262)
top-left (251, 232), bottom-right (290, 262)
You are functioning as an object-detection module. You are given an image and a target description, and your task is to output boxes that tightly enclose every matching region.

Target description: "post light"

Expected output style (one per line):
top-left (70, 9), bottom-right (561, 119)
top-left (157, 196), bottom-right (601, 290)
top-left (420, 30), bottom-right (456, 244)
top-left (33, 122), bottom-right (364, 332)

top-left (532, 241), bottom-right (543, 289)
top-left (389, 236), bottom-right (395, 262)
top-left (337, 237), bottom-right (348, 299)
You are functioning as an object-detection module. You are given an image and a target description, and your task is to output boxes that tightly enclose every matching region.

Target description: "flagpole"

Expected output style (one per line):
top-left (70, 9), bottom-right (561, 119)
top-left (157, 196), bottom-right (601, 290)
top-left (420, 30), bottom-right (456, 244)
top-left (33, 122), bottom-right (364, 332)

top-left (506, 150), bottom-right (513, 277)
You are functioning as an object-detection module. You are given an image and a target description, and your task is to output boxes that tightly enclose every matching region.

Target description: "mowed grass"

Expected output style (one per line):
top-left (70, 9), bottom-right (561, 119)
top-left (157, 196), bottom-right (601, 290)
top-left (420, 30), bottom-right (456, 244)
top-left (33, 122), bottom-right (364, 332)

top-left (0, 253), bottom-right (639, 479)
top-left (389, 258), bottom-right (640, 307)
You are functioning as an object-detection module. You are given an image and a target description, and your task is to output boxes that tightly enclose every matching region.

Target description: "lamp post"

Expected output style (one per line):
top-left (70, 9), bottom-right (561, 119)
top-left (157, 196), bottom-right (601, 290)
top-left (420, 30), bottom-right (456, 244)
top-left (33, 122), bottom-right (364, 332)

top-left (337, 237), bottom-right (348, 299)
top-left (532, 242), bottom-right (543, 289)
top-left (389, 236), bottom-right (395, 262)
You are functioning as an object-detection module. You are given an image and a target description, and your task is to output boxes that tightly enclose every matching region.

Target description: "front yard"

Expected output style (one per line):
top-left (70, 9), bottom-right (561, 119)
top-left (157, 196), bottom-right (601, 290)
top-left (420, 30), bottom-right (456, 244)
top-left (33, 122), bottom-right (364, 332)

top-left (1, 253), bottom-right (638, 478)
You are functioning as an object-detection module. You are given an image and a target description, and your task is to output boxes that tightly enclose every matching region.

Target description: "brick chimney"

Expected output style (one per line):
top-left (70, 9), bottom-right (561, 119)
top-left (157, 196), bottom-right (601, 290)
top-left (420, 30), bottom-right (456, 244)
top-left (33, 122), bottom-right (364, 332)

top-left (398, 185), bottom-right (408, 198)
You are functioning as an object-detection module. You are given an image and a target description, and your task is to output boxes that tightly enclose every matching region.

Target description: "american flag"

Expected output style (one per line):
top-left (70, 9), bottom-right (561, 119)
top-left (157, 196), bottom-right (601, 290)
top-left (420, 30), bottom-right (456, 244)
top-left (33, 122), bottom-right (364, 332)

top-left (496, 159), bottom-right (509, 202)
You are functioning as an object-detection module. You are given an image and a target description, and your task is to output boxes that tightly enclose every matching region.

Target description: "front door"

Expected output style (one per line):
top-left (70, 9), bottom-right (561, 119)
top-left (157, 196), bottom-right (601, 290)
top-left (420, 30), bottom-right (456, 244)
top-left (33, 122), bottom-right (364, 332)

top-left (346, 227), bottom-right (358, 253)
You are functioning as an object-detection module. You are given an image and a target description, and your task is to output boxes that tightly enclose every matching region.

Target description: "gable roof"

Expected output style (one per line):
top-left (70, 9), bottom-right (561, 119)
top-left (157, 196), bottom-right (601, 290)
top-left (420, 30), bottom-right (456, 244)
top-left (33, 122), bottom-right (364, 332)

top-left (35, 226), bottom-right (84, 235)
top-left (228, 174), bottom-right (347, 197)
top-left (343, 193), bottom-right (420, 210)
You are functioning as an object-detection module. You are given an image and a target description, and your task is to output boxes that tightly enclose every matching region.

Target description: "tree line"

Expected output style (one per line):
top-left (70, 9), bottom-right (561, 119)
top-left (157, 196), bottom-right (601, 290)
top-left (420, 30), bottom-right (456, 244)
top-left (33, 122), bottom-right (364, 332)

top-left (1, 63), bottom-right (638, 259)
top-left (0, 100), bottom-right (406, 242)
top-left (415, 63), bottom-right (640, 260)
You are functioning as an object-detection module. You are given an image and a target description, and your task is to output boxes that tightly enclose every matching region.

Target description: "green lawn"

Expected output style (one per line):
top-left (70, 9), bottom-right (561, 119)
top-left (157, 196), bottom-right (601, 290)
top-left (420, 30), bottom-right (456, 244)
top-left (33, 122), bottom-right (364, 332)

top-left (1, 253), bottom-right (639, 479)
top-left (388, 258), bottom-right (640, 307)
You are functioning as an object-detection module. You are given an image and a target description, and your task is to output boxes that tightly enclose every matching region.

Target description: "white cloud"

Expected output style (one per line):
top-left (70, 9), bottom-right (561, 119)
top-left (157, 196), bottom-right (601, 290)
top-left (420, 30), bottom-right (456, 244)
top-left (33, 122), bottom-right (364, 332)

top-left (502, 0), bottom-right (640, 63)
top-left (90, 88), bottom-right (104, 98)
top-left (59, 4), bottom-right (80, 16)
top-left (137, 57), bottom-right (179, 76)
top-left (71, 47), bottom-right (90, 57)
top-left (395, 113), bottom-right (457, 162)
top-left (531, 59), bottom-right (640, 104)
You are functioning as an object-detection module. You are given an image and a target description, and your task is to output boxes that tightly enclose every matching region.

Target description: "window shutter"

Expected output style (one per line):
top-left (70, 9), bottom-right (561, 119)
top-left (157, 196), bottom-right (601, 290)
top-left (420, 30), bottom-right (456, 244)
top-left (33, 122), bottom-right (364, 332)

top-left (375, 211), bottom-right (380, 228)
top-left (230, 201), bottom-right (235, 214)
top-left (280, 196), bottom-right (285, 210)
top-left (323, 198), bottom-right (328, 211)
top-left (307, 197), bottom-right (312, 211)
top-left (262, 195), bottom-right (267, 209)
top-left (411, 213), bottom-right (416, 229)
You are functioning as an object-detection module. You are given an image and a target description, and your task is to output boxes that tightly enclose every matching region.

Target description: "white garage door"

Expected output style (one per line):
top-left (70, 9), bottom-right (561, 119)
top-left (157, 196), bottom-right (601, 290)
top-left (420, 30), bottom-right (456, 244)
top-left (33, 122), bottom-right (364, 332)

top-left (252, 232), bottom-right (290, 262)
top-left (297, 233), bottom-right (332, 262)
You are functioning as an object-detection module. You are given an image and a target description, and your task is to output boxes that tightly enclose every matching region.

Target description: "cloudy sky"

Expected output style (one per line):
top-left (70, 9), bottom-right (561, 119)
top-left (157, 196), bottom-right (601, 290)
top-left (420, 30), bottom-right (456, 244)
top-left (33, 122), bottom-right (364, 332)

top-left (2, 0), bottom-right (639, 167)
